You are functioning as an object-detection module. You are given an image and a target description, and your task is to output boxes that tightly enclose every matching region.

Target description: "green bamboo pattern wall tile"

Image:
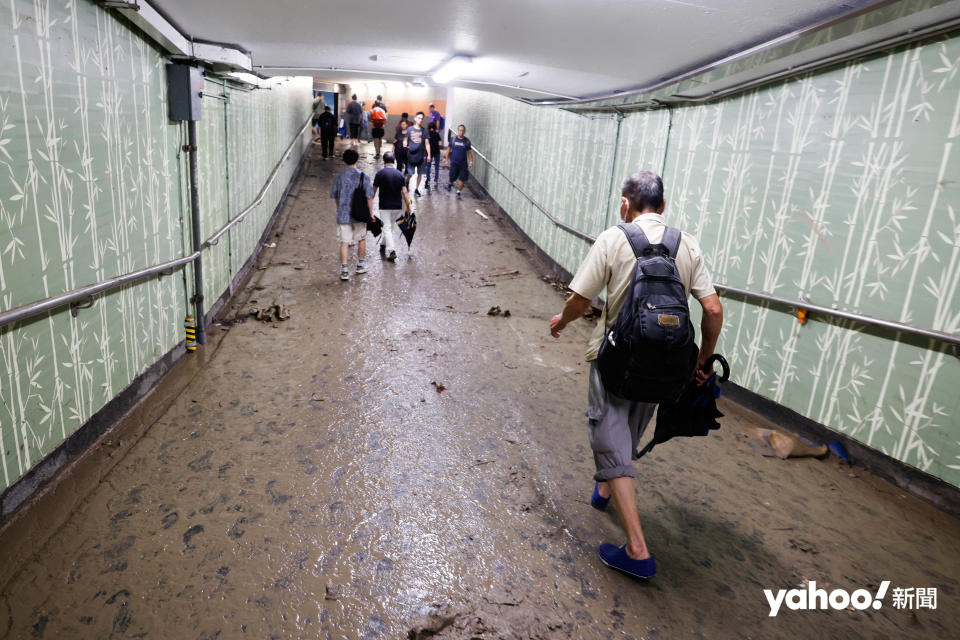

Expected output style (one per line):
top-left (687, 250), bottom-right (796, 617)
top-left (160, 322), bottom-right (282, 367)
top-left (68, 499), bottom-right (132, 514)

top-left (453, 33), bottom-right (960, 488)
top-left (0, 0), bottom-right (311, 493)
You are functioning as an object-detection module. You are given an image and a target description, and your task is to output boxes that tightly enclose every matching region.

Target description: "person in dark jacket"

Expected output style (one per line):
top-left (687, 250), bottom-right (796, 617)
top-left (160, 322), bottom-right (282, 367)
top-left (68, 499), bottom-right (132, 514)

top-left (345, 94), bottom-right (363, 147)
top-left (394, 118), bottom-right (410, 175)
top-left (425, 121), bottom-right (442, 190)
top-left (317, 105), bottom-right (338, 159)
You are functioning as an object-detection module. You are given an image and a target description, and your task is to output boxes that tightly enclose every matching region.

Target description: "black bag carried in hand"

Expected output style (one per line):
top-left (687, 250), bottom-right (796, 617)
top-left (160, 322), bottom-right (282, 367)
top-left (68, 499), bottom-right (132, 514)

top-left (596, 224), bottom-right (698, 403)
top-left (350, 173), bottom-right (372, 223)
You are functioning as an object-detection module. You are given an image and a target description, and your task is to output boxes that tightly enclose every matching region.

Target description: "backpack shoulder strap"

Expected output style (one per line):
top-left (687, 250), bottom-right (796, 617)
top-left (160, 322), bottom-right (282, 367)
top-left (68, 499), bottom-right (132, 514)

top-left (661, 227), bottom-right (682, 258)
top-left (617, 223), bottom-right (652, 259)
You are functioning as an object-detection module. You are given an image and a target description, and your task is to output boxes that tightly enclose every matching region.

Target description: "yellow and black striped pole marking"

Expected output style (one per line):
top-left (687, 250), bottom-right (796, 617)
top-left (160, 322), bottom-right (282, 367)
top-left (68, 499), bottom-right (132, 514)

top-left (185, 316), bottom-right (198, 352)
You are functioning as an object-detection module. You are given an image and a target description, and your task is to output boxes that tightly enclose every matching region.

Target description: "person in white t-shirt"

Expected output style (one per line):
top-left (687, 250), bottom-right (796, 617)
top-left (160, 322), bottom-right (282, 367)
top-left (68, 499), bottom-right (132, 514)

top-left (550, 170), bottom-right (724, 580)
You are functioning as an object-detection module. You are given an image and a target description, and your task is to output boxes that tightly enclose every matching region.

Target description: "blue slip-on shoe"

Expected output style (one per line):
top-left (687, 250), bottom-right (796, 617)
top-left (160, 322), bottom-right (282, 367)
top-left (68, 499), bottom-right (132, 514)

top-left (591, 482), bottom-right (610, 511)
top-left (598, 543), bottom-right (657, 580)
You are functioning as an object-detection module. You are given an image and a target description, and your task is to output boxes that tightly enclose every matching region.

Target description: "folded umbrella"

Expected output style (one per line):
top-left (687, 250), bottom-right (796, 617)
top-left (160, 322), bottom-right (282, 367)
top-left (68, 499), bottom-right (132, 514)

top-left (396, 211), bottom-right (417, 247)
top-left (366, 217), bottom-right (383, 237)
top-left (635, 354), bottom-right (729, 459)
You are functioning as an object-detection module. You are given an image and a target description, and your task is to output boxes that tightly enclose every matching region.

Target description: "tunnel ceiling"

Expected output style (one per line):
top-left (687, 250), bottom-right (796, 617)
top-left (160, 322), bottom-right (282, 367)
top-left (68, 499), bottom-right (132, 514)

top-left (151, 0), bottom-right (953, 102)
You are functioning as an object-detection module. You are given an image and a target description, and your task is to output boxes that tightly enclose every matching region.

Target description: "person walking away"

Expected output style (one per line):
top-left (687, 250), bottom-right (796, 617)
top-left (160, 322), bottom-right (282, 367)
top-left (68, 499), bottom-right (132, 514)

top-left (330, 149), bottom-right (375, 280)
top-left (361, 102), bottom-right (370, 142)
top-left (428, 103), bottom-right (445, 140)
top-left (372, 152), bottom-right (411, 262)
top-left (404, 112), bottom-right (430, 197)
top-left (394, 112), bottom-right (411, 148)
top-left (317, 105), bottom-right (338, 160)
top-left (394, 119), bottom-right (409, 175)
top-left (370, 102), bottom-right (388, 158)
top-left (425, 121), bottom-right (442, 190)
top-left (445, 124), bottom-right (473, 199)
top-left (311, 93), bottom-right (324, 141)
top-left (549, 170), bottom-right (723, 580)
top-left (345, 94), bottom-right (363, 147)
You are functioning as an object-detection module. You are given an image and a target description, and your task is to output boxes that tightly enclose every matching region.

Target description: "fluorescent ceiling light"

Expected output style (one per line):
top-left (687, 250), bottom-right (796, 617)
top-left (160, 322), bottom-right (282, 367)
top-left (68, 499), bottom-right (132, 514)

top-left (432, 55), bottom-right (472, 84)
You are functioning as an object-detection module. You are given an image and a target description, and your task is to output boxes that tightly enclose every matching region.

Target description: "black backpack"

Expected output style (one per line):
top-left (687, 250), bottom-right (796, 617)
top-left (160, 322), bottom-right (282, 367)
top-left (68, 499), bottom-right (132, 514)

top-left (349, 173), bottom-right (372, 223)
top-left (596, 224), bottom-right (699, 403)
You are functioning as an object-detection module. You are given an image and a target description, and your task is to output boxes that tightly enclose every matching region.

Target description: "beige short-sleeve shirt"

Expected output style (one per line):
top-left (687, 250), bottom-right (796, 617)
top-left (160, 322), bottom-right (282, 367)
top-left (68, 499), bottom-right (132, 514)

top-left (569, 213), bottom-right (716, 361)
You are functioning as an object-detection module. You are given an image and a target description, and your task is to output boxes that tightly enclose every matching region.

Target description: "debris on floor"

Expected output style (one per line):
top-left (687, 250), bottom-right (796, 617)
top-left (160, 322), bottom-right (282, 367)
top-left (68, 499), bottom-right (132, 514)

top-left (431, 381), bottom-right (447, 393)
top-left (743, 427), bottom-right (828, 459)
top-left (217, 315), bottom-right (247, 328)
top-left (405, 603), bottom-right (565, 640)
top-left (789, 538), bottom-right (819, 554)
top-left (250, 303), bottom-right (291, 322)
top-left (487, 306), bottom-right (511, 317)
top-left (539, 274), bottom-right (570, 295)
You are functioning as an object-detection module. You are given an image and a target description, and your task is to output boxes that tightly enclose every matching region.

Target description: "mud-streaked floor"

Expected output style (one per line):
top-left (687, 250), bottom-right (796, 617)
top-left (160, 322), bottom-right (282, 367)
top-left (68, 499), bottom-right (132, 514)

top-left (2, 140), bottom-right (959, 640)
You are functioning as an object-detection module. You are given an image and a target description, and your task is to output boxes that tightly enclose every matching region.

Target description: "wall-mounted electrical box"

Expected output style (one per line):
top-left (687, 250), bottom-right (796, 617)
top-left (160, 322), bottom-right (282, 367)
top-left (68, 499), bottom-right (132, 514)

top-left (167, 63), bottom-right (204, 121)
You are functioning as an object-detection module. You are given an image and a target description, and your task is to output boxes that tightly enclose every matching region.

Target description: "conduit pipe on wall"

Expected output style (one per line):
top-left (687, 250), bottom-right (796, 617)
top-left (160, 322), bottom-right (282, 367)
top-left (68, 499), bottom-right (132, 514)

top-left (186, 120), bottom-right (207, 346)
top-left (667, 14), bottom-right (960, 105)
top-left (603, 111), bottom-right (625, 230)
top-left (96, 0), bottom-right (253, 72)
top-left (516, 0), bottom-right (960, 110)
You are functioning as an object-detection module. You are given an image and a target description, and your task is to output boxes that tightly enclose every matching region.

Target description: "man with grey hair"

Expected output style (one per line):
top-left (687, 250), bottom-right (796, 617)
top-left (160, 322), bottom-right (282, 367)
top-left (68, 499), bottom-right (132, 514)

top-left (550, 170), bottom-right (723, 580)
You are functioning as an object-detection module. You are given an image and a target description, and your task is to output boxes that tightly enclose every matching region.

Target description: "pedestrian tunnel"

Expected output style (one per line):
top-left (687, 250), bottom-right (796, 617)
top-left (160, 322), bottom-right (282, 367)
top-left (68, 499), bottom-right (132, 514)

top-left (1, 1), bottom-right (960, 637)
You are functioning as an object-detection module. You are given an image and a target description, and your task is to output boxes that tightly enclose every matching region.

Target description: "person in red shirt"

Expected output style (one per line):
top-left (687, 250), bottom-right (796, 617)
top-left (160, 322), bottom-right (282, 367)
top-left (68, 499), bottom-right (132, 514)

top-left (370, 100), bottom-right (388, 159)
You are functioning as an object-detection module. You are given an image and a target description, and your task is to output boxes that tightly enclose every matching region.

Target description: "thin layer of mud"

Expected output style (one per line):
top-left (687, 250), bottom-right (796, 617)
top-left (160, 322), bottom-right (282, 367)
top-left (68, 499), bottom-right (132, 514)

top-left (0, 139), bottom-right (958, 639)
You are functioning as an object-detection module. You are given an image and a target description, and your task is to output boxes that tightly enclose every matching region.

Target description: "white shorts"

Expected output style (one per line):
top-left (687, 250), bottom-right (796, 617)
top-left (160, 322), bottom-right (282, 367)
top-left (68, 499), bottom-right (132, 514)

top-left (337, 222), bottom-right (366, 244)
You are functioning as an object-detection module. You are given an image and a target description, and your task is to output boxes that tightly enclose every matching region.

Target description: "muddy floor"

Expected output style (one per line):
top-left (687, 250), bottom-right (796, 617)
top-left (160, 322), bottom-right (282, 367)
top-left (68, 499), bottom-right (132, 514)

top-left (2, 139), bottom-right (959, 640)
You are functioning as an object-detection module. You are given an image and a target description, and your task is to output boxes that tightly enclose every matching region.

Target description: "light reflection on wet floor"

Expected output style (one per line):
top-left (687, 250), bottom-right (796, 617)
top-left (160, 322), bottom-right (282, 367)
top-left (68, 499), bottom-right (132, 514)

top-left (2, 140), bottom-right (960, 639)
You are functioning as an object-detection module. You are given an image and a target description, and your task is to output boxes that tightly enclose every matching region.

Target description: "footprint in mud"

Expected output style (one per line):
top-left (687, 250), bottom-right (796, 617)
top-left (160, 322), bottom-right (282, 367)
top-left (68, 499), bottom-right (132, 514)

top-left (503, 467), bottom-right (544, 512)
top-left (183, 524), bottom-right (204, 549)
top-left (187, 450), bottom-right (214, 473)
top-left (125, 484), bottom-right (148, 505)
top-left (376, 558), bottom-right (394, 575)
top-left (265, 480), bottom-right (292, 505)
top-left (292, 549), bottom-right (310, 570)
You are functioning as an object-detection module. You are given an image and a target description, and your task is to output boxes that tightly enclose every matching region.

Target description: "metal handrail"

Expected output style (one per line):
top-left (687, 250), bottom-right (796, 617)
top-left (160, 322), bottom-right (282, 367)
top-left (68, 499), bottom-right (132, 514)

top-left (0, 114), bottom-right (312, 330)
top-left (714, 284), bottom-right (960, 347)
top-left (0, 253), bottom-right (198, 327)
top-left (471, 148), bottom-right (596, 243)
top-left (206, 114), bottom-right (313, 246)
top-left (471, 146), bottom-right (960, 348)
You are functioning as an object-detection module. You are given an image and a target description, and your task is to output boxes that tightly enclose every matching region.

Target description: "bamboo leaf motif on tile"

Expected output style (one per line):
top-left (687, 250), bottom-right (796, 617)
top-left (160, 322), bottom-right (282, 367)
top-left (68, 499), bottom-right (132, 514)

top-left (0, 0), bottom-right (313, 493)
top-left (454, 32), bottom-right (960, 488)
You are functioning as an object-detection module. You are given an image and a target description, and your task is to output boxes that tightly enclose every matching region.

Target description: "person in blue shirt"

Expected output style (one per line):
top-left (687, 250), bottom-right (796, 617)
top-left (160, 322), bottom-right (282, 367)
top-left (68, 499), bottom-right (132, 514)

top-left (445, 124), bottom-right (473, 199)
top-left (330, 149), bottom-right (374, 280)
top-left (428, 103), bottom-right (445, 140)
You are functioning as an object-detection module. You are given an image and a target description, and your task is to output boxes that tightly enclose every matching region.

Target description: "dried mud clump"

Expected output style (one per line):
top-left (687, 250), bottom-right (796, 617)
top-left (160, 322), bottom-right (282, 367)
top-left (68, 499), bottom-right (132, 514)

top-left (407, 603), bottom-right (566, 639)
